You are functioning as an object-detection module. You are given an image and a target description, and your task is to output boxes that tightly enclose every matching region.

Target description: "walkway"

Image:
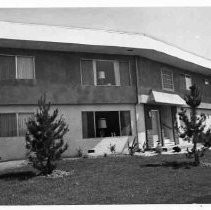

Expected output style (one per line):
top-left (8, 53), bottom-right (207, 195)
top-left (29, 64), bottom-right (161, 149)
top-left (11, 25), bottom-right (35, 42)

top-left (0, 160), bottom-right (26, 171)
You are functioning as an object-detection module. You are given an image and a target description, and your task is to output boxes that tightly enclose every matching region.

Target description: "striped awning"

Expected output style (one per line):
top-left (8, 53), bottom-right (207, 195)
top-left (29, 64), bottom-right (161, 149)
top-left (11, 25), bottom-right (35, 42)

top-left (149, 91), bottom-right (186, 106)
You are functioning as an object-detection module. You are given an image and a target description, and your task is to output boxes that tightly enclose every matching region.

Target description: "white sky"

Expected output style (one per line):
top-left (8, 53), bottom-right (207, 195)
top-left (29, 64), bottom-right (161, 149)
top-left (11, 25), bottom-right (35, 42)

top-left (0, 7), bottom-right (210, 59)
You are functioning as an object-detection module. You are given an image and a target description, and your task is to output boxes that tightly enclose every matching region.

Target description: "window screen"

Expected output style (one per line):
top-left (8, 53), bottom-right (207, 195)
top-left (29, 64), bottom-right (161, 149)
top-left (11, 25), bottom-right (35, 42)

top-left (0, 55), bottom-right (16, 80)
top-left (119, 61), bottom-right (131, 86)
top-left (17, 56), bottom-right (34, 79)
top-left (179, 74), bottom-right (186, 90)
top-left (161, 68), bottom-right (174, 90)
top-left (18, 113), bottom-right (33, 136)
top-left (0, 113), bottom-right (17, 137)
top-left (81, 60), bottom-right (94, 85)
top-left (185, 75), bottom-right (192, 90)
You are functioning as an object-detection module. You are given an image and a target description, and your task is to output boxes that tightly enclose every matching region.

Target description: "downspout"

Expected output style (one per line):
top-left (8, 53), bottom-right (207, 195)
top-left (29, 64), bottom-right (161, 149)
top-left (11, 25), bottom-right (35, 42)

top-left (135, 56), bottom-right (140, 146)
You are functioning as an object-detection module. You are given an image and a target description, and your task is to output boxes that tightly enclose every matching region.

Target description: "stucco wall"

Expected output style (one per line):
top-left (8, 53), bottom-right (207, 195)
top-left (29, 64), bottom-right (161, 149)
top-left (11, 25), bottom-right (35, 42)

top-left (138, 57), bottom-right (211, 103)
top-left (0, 104), bottom-right (136, 161)
top-left (0, 48), bottom-right (137, 105)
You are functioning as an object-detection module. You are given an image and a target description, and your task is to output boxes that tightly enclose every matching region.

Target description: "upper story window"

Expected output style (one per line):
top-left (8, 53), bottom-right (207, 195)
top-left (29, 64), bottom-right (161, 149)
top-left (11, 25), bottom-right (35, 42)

top-left (0, 55), bottom-right (35, 80)
top-left (161, 68), bottom-right (174, 91)
top-left (81, 59), bottom-right (131, 86)
top-left (180, 74), bottom-right (192, 90)
top-left (184, 75), bottom-right (192, 90)
top-left (204, 79), bottom-right (210, 85)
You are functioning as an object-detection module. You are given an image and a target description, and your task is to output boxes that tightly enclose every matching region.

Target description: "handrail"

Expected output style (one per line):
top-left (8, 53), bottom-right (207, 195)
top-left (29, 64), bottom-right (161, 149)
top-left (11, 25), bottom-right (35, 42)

top-left (161, 122), bottom-right (173, 130)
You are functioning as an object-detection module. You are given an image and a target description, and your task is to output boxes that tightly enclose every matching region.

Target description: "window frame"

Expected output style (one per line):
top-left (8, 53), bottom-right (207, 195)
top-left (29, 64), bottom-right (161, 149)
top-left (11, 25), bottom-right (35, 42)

top-left (17, 112), bottom-right (34, 137)
top-left (204, 78), bottom-right (210, 85)
top-left (0, 113), bottom-right (17, 137)
top-left (0, 112), bottom-right (34, 137)
top-left (0, 53), bottom-right (36, 80)
top-left (184, 74), bottom-right (192, 90)
top-left (161, 67), bottom-right (174, 91)
top-left (81, 110), bottom-right (132, 139)
top-left (80, 58), bottom-right (131, 87)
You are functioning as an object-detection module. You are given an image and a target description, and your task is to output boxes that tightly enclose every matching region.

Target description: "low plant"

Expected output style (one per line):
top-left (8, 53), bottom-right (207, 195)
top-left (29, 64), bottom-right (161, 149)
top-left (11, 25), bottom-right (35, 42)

top-left (128, 136), bottom-right (140, 156)
top-left (76, 147), bottom-right (83, 157)
top-left (154, 142), bottom-right (162, 154)
top-left (172, 146), bottom-right (181, 153)
top-left (186, 146), bottom-right (209, 159)
top-left (109, 144), bottom-right (116, 155)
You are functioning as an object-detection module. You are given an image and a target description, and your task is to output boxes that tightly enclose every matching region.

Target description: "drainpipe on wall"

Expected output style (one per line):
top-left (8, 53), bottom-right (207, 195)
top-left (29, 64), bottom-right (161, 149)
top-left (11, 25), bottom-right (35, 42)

top-left (135, 56), bottom-right (147, 150)
top-left (135, 56), bottom-right (140, 146)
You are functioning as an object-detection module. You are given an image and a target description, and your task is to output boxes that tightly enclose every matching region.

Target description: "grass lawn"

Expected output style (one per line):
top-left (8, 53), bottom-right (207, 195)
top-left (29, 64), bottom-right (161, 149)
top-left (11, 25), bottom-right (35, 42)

top-left (0, 152), bottom-right (211, 204)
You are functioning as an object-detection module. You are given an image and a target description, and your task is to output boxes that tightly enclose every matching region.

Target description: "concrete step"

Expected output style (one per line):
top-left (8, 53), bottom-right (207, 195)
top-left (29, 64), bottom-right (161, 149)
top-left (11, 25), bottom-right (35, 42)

top-left (163, 138), bottom-right (175, 146)
top-left (163, 138), bottom-right (172, 143)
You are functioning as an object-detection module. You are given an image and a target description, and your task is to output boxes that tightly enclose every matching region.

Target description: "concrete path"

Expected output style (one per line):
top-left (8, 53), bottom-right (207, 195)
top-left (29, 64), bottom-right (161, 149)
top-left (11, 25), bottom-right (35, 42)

top-left (0, 160), bottom-right (27, 171)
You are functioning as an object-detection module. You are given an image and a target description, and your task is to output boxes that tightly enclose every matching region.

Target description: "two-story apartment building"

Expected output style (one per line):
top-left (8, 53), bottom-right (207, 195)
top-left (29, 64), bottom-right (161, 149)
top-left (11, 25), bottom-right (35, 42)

top-left (0, 21), bottom-right (211, 160)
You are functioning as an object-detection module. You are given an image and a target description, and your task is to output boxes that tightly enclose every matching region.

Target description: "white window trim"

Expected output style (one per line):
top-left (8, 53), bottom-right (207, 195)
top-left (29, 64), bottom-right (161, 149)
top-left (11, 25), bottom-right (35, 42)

top-left (0, 53), bottom-right (36, 80)
top-left (161, 68), bottom-right (174, 91)
top-left (80, 58), bottom-right (131, 87)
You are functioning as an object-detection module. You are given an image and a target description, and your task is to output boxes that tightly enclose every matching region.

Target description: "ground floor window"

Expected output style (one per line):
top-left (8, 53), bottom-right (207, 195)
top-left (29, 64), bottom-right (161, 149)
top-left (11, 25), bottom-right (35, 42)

top-left (82, 111), bottom-right (132, 138)
top-left (0, 112), bottom-right (33, 137)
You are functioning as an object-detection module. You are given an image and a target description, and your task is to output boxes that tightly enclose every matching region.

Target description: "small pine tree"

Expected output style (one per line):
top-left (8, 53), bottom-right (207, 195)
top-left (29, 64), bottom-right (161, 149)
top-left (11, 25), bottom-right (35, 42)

top-left (178, 84), bottom-right (206, 165)
top-left (25, 94), bottom-right (68, 175)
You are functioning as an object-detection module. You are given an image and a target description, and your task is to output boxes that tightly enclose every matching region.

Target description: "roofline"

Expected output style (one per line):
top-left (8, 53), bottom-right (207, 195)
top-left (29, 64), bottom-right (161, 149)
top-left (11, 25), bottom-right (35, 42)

top-left (0, 20), bottom-right (211, 69)
top-left (2, 19), bottom-right (209, 62)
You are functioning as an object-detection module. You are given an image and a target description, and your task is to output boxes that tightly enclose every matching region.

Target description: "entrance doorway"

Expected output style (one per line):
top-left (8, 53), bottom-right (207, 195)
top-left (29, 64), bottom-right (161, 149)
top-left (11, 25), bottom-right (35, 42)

top-left (145, 105), bottom-right (178, 148)
top-left (151, 110), bottom-right (162, 146)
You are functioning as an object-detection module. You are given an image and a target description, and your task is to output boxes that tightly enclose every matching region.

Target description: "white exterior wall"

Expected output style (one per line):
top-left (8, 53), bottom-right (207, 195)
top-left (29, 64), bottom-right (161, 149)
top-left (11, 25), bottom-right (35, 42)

top-left (0, 104), bottom-right (136, 161)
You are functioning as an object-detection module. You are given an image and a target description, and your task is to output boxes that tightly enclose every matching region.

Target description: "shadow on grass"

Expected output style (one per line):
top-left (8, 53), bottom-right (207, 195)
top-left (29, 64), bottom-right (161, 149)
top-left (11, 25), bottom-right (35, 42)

top-left (0, 171), bottom-right (36, 181)
top-left (141, 161), bottom-right (197, 169)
